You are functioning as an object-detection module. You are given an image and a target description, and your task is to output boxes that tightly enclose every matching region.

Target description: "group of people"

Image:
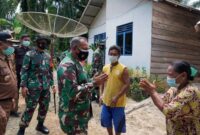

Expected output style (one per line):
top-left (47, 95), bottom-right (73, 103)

top-left (0, 31), bottom-right (200, 135)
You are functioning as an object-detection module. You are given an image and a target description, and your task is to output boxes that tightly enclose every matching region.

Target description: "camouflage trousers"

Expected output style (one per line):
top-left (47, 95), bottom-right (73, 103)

top-left (58, 103), bottom-right (91, 135)
top-left (19, 89), bottom-right (50, 128)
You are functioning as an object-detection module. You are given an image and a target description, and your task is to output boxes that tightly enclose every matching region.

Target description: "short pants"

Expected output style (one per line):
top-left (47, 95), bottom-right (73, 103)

top-left (101, 104), bottom-right (126, 133)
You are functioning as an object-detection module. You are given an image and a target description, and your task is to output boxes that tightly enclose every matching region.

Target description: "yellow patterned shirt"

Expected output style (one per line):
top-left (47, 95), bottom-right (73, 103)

top-left (162, 85), bottom-right (200, 135)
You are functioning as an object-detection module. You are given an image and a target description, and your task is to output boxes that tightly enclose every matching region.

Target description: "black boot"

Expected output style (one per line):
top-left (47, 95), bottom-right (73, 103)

top-left (17, 127), bottom-right (25, 135)
top-left (36, 122), bottom-right (49, 134)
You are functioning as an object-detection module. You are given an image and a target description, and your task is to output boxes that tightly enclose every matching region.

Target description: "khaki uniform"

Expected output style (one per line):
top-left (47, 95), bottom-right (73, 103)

top-left (0, 53), bottom-right (18, 135)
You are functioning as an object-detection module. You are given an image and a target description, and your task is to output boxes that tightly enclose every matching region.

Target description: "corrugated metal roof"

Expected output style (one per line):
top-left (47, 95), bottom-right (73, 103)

top-left (79, 0), bottom-right (104, 28)
top-left (80, 0), bottom-right (200, 28)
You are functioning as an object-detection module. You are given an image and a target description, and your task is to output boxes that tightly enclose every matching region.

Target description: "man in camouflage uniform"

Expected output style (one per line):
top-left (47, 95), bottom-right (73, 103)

top-left (57, 37), bottom-right (108, 135)
top-left (90, 42), bottom-right (105, 102)
top-left (17, 35), bottom-right (55, 135)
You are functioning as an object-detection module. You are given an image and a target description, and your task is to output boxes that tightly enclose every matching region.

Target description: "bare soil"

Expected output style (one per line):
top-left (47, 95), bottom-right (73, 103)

top-left (6, 94), bottom-right (166, 135)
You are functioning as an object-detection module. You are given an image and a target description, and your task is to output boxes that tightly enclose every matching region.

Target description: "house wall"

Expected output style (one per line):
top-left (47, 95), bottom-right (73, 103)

top-left (88, 0), bottom-right (153, 73)
top-left (151, 1), bottom-right (200, 77)
top-left (88, 2), bottom-right (106, 62)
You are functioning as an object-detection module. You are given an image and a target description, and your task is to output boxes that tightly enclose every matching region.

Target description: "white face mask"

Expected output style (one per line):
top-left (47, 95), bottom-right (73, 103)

top-left (22, 41), bottom-right (30, 47)
top-left (109, 55), bottom-right (118, 63)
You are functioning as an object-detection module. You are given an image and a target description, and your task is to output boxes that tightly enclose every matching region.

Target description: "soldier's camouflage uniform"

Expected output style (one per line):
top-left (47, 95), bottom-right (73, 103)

top-left (90, 48), bottom-right (104, 77)
top-left (90, 48), bottom-right (104, 101)
top-left (59, 50), bottom-right (69, 61)
top-left (57, 53), bottom-right (92, 135)
top-left (19, 49), bottom-right (54, 128)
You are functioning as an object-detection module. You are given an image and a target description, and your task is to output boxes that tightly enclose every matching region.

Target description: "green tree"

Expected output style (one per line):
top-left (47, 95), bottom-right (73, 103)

top-left (20, 0), bottom-right (89, 53)
top-left (192, 1), bottom-right (200, 8)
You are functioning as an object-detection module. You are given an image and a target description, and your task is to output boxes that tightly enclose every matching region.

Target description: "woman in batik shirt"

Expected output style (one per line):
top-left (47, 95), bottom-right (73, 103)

top-left (140, 61), bottom-right (200, 135)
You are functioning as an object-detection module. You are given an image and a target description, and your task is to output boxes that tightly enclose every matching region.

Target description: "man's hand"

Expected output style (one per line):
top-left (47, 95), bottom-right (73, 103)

top-left (110, 96), bottom-right (118, 107)
top-left (99, 95), bottom-right (103, 106)
top-left (12, 99), bottom-right (16, 110)
top-left (21, 87), bottom-right (29, 98)
top-left (52, 85), bottom-right (56, 94)
top-left (93, 73), bottom-right (108, 86)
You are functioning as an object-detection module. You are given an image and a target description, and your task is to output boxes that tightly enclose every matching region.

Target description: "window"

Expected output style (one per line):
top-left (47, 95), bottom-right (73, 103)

top-left (116, 22), bottom-right (133, 55)
top-left (94, 33), bottom-right (106, 43)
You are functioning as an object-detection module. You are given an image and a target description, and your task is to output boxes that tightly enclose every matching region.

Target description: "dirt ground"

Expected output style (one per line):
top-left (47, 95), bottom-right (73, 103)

top-left (6, 93), bottom-right (166, 135)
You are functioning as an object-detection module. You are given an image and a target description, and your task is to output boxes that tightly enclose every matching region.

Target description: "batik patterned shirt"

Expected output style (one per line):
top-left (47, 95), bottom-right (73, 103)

top-left (162, 85), bottom-right (200, 135)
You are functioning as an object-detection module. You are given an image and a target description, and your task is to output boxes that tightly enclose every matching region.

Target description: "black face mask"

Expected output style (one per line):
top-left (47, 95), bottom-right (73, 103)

top-left (37, 44), bottom-right (47, 50)
top-left (99, 46), bottom-right (105, 50)
top-left (77, 48), bottom-right (89, 61)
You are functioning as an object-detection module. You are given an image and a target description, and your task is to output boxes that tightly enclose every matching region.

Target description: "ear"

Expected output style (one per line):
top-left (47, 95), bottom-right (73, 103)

top-left (182, 72), bottom-right (188, 79)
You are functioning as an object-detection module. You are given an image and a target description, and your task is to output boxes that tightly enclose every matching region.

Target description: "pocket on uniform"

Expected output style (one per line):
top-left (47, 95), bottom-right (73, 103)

top-left (0, 67), bottom-right (10, 76)
top-left (0, 67), bottom-right (11, 83)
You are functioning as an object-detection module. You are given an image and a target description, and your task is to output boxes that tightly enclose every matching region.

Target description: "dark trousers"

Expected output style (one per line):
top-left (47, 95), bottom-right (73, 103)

top-left (12, 65), bottom-right (22, 113)
top-left (0, 99), bottom-right (13, 135)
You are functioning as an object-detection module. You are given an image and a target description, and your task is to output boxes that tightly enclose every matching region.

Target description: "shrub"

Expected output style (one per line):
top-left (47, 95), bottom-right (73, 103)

top-left (128, 67), bottom-right (166, 102)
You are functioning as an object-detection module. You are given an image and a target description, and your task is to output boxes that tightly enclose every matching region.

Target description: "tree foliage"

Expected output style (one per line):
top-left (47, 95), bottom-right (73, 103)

top-left (0, 0), bottom-right (19, 19)
top-left (19, 0), bottom-right (89, 53)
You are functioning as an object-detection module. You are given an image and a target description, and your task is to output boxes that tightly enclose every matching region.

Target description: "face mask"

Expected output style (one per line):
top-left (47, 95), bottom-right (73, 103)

top-left (2, 47), bottom-right (15, 56)
top-left (99, 46), bottom-right (105, 50)
top-left (22, 41), bottom-right (30, 47)
top-left (109, 55), bottom-right (118, 63)
top-left (77, 48), bottom-right (89, 61)
top-left (166, 76), bottom-right (180, 87)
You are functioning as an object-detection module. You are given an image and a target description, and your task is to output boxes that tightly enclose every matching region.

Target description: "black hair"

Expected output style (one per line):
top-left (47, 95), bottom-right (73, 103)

top-left (108, 45), bottom-right (121, 56)
top-left (20, 34), bottom-right (30, 40)
top-left (171, 61), bottom-right (194, 81)
top-left (35, 34), bottom-right (51, 45)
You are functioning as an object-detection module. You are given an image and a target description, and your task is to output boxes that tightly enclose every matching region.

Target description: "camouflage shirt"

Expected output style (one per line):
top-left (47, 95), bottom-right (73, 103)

top-left (20, 49), bottom-right (54, 90)
top-left (57, 52), bottom-right (92, 134)
top-left (90, 48), bottom-right (104, 77)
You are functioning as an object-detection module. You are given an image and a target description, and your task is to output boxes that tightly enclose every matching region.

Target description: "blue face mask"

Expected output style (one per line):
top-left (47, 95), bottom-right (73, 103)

top-left (2, 47), bottom-right (15, 56)
top-left (22, 41), bottom-right (30, 47)
top-left (167, 76), bottom-right (180, 87)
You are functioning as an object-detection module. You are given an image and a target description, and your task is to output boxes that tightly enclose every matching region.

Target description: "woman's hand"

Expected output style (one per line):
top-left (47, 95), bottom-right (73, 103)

top-left (139, 79), bottom-right (156, 94)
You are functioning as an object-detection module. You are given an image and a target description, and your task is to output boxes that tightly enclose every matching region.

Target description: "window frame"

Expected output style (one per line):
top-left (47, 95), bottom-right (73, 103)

top-left (116, 22), bottom-right (133, 56)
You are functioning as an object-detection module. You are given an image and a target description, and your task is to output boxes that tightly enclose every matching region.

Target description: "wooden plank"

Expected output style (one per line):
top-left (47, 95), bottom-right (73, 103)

top-left (151, 62), bottom-right (171, 68)
top-left (152, 27), bottom-right (200, 42)
top-left (152, 38), bottom-right (200, 51)
top-left (152, 45), bottom-right (200, 56)
top-left (153, 9), bottom-right (196, 28)
top-left (151, 50), bottom-right (200, 61)
top-left (152, 16), bottom-right (194, 34)
top-left (152, 22), bottom-right (200, 40)
top-left (151, 1), bottom-right (200, 76)
top-left (152, 34), bottom-right (200, 47)
top-left (153, 1), bottom-right (200, 19)
top-left (151, 56), bottom-right (200, 67)
top-left (150, 68), bottom-right (167, 74)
